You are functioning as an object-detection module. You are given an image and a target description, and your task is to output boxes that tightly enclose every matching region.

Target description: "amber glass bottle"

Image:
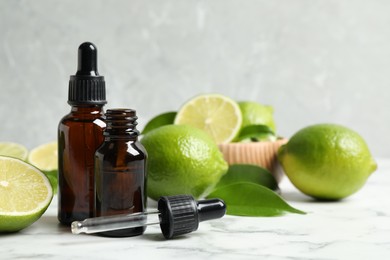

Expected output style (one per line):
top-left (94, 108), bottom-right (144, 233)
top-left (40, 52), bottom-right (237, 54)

top-left (58, 42), bottom-right (107, 225)
top-left (95, 109), bottom-right (147, 237)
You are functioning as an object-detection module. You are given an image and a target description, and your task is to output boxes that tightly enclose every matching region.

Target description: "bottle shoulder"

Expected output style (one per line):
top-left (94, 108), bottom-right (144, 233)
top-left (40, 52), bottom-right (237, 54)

top-left (58, 114), bottom-right (106, 130)
top-left (97, 140), bottom-right (147, 158)
top-left (59, 111), bottom-right (105, 123)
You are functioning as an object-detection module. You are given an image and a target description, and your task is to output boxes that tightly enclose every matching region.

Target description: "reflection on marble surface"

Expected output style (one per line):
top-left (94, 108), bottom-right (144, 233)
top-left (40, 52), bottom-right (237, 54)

top-left (1, 159), bottom-right (389, 259)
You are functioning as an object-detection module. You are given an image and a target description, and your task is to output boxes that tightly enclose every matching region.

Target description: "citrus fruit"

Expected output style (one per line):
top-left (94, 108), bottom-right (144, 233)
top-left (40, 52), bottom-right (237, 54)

top-left (0, 156), bottom-right (53, 232)
top-left (0, 142), bottom-right (28, 161)
top-left (238, 101), bottom-right (276, 132)
top-left (278, 124), bottom-right (377, 200)
top-left (174, 94), bottom-right (242, 144)
top-left (27, 142), bottom-right (58, 193)
top-left (140, 124), bottom-right (228, 200)
top-left (28, 142), bottom-right (58, 172)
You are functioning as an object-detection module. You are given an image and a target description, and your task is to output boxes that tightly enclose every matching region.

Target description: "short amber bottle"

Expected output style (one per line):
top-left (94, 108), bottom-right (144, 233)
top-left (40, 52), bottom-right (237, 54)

top-left (94, 109), bottom-right (147, 237)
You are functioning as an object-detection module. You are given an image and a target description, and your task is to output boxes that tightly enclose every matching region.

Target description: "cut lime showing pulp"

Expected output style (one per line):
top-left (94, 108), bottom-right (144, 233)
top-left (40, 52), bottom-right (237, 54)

top-left (28, 142), bottom-right (58, 172)
top-left (27, 142), bottom-right (58, 194)
top-left (0, 142), bottom-right (28, 161)
top-left (0, 156), bottom-right (53, 232)
top-left (174, 94), bottom-right (242, 144)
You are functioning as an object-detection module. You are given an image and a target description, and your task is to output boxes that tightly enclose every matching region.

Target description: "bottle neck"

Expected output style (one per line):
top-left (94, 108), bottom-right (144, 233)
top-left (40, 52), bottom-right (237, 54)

top-left (104, 109), bottom-right (139, 140)
top-left (71, 104), bottom-right (104, 113)
top-left (70, 105), bottom-right (104, 119)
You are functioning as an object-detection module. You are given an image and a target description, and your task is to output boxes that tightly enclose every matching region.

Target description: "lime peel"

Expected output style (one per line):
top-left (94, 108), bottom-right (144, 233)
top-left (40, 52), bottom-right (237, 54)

top-left (238, 101), bottom-right (276, 133)
top-left (278, 123), bottom-right (377, 200)
top-left (141, 124), bottom-right (228, 200)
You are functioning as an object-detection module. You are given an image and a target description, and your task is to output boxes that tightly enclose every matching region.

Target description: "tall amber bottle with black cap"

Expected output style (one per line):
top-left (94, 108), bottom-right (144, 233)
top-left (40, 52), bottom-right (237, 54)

top-left (58, 42), bottom-right (107, 225)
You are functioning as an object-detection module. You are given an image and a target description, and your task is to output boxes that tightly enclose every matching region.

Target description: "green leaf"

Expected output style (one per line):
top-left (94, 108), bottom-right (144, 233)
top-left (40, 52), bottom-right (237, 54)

top-left (215, 164), bottom-right (279, 192)
top-left (142, 112), bottom-right (177, 135)
top-left (236, 124), bottom-right (276, 142)
top-left (208, 182), bottom-right (306, 216)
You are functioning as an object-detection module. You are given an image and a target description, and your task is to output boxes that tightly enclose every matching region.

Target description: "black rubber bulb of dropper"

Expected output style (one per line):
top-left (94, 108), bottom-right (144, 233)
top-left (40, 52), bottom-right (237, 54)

top-left (76, 42), bottom-right (99, 76)
top-left (158, 195), bottom-right (226, 239)
top-left (197, 198), bottom-right (226, 222)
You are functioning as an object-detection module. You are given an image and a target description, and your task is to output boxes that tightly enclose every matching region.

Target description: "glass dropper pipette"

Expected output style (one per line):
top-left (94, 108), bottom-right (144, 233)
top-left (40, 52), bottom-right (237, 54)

top-left (71, 195), bottom-right (226, 239)
top-left (72, 210), bottom-right (159, 235)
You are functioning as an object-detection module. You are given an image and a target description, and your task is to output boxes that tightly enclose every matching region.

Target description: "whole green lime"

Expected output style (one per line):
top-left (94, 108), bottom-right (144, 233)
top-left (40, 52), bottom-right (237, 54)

top-left (278, 124), bottom-right (377, 200)
top-left (238, 101), bottom-right (276, 132)
top-left (141, 125), bottom-right (228, 200)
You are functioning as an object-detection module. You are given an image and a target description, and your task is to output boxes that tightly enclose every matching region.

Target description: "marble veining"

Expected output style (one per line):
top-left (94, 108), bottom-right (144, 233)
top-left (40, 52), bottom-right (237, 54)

top-left (1, 159), bottom-right (389, 259)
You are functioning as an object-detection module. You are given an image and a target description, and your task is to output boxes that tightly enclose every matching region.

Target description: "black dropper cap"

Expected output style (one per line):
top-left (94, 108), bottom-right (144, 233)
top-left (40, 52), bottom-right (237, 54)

top-left (158, 195), bottom-right (226, 239)
top-left (68, 42), bottom-right (107, 105)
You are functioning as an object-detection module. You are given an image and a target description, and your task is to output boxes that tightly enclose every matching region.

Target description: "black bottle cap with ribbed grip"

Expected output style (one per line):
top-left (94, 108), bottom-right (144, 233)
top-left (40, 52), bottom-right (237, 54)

top-left (68, 42), bottom-right (107, 105)
top-left (158, 195), bottom-right (226, 239)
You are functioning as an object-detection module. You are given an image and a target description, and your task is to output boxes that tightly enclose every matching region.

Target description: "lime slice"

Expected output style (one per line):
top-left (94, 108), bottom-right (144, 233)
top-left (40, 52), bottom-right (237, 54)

top-left (174, 94), bottom-right (242, 144)
top-left (27, 142), bottom-right (58, 172)
top-left (0, 142), bottom-right (28, 161)
top-left (28, 142), bottom-right (58, 193)
top-left (0, 156), bottom-right (53, 232)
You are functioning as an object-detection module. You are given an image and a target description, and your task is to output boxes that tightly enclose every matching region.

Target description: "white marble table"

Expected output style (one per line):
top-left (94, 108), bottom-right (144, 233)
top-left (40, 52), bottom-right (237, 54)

top-left (1, 159), bottom-right (389, 259)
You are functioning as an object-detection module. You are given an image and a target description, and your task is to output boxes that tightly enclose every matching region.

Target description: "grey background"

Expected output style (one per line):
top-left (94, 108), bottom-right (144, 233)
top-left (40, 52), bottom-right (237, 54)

top-left (0, 0), bottom-right (388, 157)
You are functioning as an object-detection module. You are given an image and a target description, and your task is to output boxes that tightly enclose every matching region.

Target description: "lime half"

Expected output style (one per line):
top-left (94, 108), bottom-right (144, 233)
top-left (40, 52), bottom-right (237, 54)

top-left (28, 142), bottom-right (58, 172)
top-left (174, 94), bottom-right (242, 144)
top-left (0, 156), bottom-right (53, 232)
top-left (27, 142), bottom-right (58, 193)
top-left (0, 142), bottom-right (28, 161)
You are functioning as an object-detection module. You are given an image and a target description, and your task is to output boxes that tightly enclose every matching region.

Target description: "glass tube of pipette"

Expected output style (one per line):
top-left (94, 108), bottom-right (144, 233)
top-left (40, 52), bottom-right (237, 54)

top-left (71, 210), bottom-right (160, 235)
